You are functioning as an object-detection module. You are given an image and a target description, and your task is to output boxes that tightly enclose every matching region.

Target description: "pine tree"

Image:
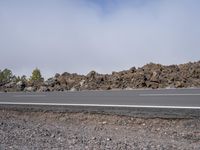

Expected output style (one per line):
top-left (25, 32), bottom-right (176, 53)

top-left (30, 68), bottom-right (42, 82)
top-left (0, 69), bottom-right (13, 84)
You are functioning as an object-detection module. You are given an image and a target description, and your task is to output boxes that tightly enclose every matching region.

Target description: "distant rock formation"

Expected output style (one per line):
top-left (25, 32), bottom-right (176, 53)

top-left (1, 61), bottom-right (200, 92)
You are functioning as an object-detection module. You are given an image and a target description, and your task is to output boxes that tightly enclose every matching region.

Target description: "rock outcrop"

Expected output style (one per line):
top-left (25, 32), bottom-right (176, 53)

top-left (1, 61), bottom-right (200, 92)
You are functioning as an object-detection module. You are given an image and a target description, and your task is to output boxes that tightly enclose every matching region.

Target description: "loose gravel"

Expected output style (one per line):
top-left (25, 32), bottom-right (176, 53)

top-left (0, 109), bottom-right (200, 150)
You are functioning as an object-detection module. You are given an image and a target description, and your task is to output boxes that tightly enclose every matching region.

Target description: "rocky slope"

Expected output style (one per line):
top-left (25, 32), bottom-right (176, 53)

top-left (1, 61), bottom-right (200, 92)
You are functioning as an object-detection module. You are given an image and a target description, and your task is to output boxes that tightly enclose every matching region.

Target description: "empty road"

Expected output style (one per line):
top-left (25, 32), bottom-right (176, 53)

top-left (0, 88), bottom-right (200, 109)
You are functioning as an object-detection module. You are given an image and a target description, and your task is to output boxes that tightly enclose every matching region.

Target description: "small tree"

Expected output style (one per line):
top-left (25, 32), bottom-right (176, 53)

top-left (12, 75), bottom-right (21, 83)
top-left (0, 69), bottom-right (13, 84)
top-left (30, 68), bottom-right (43, 82)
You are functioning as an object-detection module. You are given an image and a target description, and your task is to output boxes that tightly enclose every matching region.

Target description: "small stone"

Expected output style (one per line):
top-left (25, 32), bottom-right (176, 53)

top-left (57, 137), bottom-right (61, 141)
top-left (156, 128), bottom-right (160, 131)
top-left (102, 121), bottom-right (107, 124)
top-left (106, 138), bottom-right (112, 141)
top-left (70, 87), bottom-right (77, 92)
top-left (51, 134), bottom-right (55, 138)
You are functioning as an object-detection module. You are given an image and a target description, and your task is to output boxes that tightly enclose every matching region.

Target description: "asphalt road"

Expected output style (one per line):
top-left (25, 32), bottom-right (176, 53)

top-left (0, 89), bottom-right (200, 109)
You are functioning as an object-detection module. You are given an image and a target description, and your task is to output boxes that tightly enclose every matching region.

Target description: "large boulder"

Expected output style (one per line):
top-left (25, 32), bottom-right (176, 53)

top-left (44, 78), bottom-right (58, 87)
top-left (131, 72), bottom-right (147, 88)
top-left (16, 81), bottom-right (26, 91)
top-left (24, 86), bottom-right (36, 92)
top-left (38, 86), bottom-right (50, 92)
top-left (150, 71), bottom-right (160, 83)
top-left (86, 71), bottom-right (97, 81)
top-left (4, 81), bottom-right (15, 88)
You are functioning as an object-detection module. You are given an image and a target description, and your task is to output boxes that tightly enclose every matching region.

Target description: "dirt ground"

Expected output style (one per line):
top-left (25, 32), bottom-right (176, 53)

top-left (0, 109), bottom-right (200, 150)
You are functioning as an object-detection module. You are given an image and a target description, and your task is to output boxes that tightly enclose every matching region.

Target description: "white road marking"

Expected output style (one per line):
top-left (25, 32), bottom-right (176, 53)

top-left (0, 102), bottom-right (200, 109)
top-left (13, 95), bottom-right (46, 97)
top-left (139, 93), bottom-right (200, 96)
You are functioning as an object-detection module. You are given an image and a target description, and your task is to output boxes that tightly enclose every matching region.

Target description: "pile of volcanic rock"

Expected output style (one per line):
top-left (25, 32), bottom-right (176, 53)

top-left (38, 61), bottom-right (200, 92)
top-left (1, 61), bottom-right (200, 92)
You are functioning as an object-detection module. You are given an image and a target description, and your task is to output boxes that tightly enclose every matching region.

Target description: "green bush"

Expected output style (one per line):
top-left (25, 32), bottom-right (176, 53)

top-left (0, 69), bottom-right (13, 84)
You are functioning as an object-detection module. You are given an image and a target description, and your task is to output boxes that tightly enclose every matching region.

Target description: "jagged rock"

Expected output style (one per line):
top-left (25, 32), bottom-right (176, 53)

top-left (61, 72), bottom-right (71, 76)
top-left (79, 80), bottom-right (85, 87)
top-left (54, 73), bottom-right (60, 78)
top-left (124, 87), bottom-right (133, 90)
top-left (150, 71), bottom-right (160, 83)
top-left (1, 61), bottom-right (200, 92)
top-left (24, 87), bottom-right (36, 92)
top-left (131, 72), bottom-right (147, 88)
top-left (4, 81), bottom-right (15, 88)
top-left (175, 81), bottom-right (184, 88)
top-left (53, 85), bottom-right (64, 91)
top-left (16, 81), bottom-right (26, 91)
top-left (129, 67), bottom-right (136, 73)
top-left (86, 71), bottom-right (97, 79)
top-left (146, 81), bottom-right (159, 89)
top-left (70, 87), bottom-right (77, 92)
top-left (44, 78), bottom-right (57, 87)
top-left (38, 86), bottom-right (49, 92)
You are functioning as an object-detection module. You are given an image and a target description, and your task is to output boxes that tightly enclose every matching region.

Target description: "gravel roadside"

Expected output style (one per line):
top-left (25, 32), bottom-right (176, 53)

top-left (0, 110), bottom-right (200, 150)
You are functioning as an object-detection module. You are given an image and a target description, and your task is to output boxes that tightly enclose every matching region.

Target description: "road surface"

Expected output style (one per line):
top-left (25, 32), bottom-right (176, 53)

top-left (0, 88), bottom-right (200, 109)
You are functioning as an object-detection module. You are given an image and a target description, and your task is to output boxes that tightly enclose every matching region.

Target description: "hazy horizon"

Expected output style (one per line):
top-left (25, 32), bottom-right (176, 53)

top-left (1, 0), bottom-right (200, 78)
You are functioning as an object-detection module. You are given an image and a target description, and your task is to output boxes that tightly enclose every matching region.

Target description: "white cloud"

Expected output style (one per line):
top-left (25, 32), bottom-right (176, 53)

top-left (0, 0), bottom-right (200, 78)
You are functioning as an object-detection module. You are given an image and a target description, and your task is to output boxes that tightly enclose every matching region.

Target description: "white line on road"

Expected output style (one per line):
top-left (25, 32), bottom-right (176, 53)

top-left (0, 102), bottom-right (200, 109)
top-left (13, 95), bottom-right (46, 97)
top-left (139, 93), bottom-right (200, 96)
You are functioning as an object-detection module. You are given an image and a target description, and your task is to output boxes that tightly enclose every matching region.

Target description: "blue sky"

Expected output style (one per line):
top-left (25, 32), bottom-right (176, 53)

top-left (0, 0), bottom-right (200, 78)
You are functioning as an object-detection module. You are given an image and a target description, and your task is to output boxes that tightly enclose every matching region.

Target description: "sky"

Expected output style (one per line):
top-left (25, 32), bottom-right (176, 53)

top-left (0, 0), bottom-right (200, 78)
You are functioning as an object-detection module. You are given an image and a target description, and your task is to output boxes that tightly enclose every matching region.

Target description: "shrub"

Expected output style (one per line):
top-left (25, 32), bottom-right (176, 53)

top-left (30, 68), bottom-right (43, 82)
top-left (0, 69), bottom-right (13, 85)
